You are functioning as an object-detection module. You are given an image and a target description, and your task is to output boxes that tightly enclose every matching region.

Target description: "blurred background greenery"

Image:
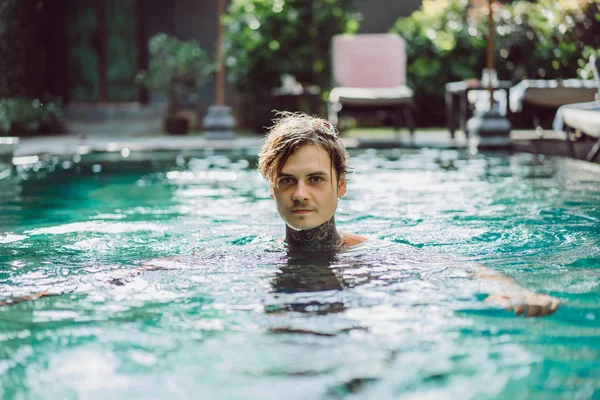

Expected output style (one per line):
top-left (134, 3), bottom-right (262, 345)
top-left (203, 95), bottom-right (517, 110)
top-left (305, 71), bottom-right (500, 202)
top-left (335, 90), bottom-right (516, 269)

top-left (222, 0), bottom-right (599, 129)
top-left (391, 0), bottom-right (600, 125)
top-left (0, 0), bottom-right (598, 134)
top-left (222, 0), bottom-right (361, 131)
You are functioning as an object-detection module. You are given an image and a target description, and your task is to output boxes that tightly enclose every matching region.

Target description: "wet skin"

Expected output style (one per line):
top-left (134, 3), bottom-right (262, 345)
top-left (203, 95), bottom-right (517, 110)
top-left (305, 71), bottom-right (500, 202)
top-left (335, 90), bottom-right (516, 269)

top-left (272, 144), bottom-right (346, 232)
top-left (270, 144), bottom-right (368, 249)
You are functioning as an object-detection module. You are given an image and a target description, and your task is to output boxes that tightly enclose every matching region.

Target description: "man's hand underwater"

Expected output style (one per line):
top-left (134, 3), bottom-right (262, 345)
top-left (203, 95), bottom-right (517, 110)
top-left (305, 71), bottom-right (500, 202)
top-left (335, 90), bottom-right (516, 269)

top-left (486, 291), bottom-right (561, 317)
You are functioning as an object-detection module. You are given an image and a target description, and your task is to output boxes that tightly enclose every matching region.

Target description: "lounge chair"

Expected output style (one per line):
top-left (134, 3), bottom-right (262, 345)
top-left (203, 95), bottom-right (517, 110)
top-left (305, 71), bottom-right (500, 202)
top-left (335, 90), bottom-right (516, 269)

top-left (555, 55), bottom-right (600, 162)
top-left (328, 34), bottom-right (416, 136)
top-left (510, 77), bottom-right (597, 130)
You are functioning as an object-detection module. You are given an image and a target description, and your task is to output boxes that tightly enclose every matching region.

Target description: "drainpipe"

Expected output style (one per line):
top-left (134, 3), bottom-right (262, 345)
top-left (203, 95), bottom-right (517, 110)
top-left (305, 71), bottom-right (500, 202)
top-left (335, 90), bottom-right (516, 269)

top-left (203, 0), bottom-right (236, 140)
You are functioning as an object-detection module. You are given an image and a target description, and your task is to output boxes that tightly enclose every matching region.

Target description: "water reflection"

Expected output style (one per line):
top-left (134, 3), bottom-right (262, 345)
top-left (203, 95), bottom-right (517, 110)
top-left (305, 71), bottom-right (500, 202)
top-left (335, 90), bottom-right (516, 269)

top-left (266, 243), bottom-right (442, 319)
top-left (269, 250), bottom-right (346, 315)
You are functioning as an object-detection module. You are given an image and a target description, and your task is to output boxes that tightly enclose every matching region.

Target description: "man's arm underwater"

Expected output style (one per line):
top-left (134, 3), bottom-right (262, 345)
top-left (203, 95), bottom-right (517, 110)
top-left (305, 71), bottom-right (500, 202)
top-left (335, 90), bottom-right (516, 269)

top-left (0, 248), bottom-right (560, 318)
top-left (0, 291), bottom-right (54, 307)
top-left (473, 265), bottom-right (560, 317)
top-left (0, 256), bottom-right (185, 307)
top-left (339, 237), bottom-right (560, 318)
top-left (296, 233), bottom-right (560, 318)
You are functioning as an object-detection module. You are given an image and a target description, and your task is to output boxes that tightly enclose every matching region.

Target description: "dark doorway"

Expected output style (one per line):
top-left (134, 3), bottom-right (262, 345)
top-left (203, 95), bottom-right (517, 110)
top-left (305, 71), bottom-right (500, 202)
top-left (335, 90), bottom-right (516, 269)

top-left (66, 0), bottom-right (144, 102)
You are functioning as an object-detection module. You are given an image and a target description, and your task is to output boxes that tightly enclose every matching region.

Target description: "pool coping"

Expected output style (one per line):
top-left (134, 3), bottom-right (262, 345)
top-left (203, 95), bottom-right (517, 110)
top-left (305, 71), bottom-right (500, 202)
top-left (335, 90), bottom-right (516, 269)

top-left (4, 131), bottom-right (600, 177)
top-left (3, 129), bottom-right (568, 156)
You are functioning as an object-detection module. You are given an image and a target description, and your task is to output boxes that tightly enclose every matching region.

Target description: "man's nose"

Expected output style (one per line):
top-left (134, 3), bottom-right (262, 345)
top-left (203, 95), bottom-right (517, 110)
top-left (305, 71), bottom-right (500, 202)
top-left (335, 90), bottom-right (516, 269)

top-left (292, 181), bottom-right (308, 201)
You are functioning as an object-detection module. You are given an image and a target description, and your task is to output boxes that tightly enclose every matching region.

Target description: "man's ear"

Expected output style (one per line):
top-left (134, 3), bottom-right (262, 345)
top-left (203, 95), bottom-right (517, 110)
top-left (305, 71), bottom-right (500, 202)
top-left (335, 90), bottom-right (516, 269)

top-left (337, 174), bottom-right (347, 198)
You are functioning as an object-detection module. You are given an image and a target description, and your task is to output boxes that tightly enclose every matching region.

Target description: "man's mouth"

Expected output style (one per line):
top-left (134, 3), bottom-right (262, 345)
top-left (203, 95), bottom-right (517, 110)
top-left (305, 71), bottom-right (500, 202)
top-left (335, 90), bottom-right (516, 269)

top-left (291, 209), bottom-right (314, 214)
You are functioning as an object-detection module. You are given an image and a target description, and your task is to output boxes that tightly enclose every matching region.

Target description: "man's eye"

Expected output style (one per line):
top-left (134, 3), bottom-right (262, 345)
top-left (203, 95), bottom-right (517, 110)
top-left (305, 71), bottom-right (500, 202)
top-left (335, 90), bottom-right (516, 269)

top-left (309, 176), bottom-right (323, 183)
top-left (280, 178), bottom-right (295, 185)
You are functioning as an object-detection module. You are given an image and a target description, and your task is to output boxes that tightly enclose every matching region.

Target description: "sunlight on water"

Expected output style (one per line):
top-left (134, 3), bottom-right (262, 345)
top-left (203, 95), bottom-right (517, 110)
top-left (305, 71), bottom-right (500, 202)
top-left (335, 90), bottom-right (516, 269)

top-left (0, 149), bottom-right (599, 399)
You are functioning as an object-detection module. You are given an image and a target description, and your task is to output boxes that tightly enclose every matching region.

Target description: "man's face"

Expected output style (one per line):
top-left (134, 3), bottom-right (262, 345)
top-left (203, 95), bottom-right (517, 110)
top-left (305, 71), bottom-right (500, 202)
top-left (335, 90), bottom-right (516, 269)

top-left (271, 144), bottom-right (346, 231)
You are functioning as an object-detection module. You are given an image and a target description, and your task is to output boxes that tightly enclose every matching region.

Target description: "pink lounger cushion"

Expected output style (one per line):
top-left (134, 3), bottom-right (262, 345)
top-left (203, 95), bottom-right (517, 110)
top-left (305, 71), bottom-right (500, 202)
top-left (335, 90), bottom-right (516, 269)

top-left (332, 34), bottom-right (409, 89)
top-left (327, 33), bottom-right (415, 129)
top-left (329, 86), bottom-right (414, 106)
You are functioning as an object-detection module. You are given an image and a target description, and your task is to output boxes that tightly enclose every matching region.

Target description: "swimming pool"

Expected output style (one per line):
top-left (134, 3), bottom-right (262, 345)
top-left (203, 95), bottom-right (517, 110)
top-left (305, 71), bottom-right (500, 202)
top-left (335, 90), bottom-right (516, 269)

top-left (1, 148), bottom-right (599, 399)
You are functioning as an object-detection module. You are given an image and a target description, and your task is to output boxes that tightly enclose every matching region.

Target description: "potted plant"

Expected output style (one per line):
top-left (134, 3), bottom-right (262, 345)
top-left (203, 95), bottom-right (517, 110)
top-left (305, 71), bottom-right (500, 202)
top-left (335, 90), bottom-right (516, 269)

top-left (137, 34), bottom-right (216, 135)
top-left (0, 97), bottom-right (64, 136)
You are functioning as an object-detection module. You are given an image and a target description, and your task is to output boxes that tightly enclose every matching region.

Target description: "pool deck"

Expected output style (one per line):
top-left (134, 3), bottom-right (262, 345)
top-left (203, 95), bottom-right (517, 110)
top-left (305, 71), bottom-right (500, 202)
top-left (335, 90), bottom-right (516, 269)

top-left (8, 127), bottom-right (596, 161)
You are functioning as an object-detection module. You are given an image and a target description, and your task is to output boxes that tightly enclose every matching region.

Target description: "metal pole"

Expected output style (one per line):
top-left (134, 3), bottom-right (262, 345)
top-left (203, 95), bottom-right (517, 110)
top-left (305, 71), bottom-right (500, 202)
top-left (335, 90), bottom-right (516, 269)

top-left (466, 0), bottom-right (511, 150)
top-left (487, 0), bottom-right (495, 109)
top-left (216, 0), bottom-right (225, 106)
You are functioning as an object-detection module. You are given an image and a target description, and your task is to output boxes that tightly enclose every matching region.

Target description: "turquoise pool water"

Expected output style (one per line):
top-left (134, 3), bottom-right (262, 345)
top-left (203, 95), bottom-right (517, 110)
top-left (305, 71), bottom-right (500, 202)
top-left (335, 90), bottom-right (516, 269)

top-left (1, 149), bottom-right (599, 399)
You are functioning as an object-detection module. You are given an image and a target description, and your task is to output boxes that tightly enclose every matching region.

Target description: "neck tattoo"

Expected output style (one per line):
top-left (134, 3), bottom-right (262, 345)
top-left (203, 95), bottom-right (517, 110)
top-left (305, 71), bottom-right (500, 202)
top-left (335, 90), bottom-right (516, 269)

top-left (285, 217), bottom-right (343, 249)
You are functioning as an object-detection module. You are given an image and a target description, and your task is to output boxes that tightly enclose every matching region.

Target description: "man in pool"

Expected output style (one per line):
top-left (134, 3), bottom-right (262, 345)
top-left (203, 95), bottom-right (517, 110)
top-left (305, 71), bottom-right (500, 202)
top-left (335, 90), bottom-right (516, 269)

top-left (257, 112), bottom-right (366, 250)
top-left (257, 111), bottom-right (560, 317)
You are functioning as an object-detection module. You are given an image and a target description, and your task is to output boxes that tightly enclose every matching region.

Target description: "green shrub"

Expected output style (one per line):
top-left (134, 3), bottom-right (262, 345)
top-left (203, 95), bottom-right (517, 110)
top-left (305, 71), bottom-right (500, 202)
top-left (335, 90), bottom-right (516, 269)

top-left (392, 0), bottom-right (485, 120)
top-left (223, 0), bottom-right (361, 131)
top-left (0, 98), bottom-right (64, 135)
top-left (391, 0), bottom-right (600, 126)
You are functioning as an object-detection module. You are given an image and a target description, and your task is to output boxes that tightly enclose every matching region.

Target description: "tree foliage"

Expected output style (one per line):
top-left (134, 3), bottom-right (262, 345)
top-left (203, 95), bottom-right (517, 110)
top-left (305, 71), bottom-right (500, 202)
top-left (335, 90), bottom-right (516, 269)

top-left (223, 0), bottom-right (361, 130)
top-left (391, 0), bottom-right (600, 125)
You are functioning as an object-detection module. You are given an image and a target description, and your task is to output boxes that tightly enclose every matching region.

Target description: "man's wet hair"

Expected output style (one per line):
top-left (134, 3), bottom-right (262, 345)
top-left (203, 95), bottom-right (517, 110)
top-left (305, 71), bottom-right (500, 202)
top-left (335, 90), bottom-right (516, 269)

top-left (257, 111), bottom-right (349, 184)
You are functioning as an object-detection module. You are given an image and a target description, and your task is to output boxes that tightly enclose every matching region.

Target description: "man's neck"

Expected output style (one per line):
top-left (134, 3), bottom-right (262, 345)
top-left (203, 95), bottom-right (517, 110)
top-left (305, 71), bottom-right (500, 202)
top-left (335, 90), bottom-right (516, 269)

top-left (285, 217), bottom-right (343, 249)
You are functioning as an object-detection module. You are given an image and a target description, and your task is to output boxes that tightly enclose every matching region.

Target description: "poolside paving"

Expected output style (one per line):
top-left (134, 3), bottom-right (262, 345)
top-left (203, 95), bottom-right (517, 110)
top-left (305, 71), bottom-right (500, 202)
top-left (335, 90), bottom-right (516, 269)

top-left (8, 127), bottom-right (588, 160)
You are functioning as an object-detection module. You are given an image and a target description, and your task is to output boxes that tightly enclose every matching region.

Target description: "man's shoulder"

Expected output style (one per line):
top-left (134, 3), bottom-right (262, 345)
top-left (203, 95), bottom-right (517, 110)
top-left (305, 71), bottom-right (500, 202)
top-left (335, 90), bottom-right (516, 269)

top-left (341, 232), bottom-right (368, 247)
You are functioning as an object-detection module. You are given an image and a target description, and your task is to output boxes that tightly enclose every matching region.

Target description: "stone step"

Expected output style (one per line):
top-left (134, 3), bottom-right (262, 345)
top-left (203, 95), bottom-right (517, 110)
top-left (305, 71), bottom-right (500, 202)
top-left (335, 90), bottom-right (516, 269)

top-left (65, 102), bottom-right (166, 122)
